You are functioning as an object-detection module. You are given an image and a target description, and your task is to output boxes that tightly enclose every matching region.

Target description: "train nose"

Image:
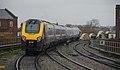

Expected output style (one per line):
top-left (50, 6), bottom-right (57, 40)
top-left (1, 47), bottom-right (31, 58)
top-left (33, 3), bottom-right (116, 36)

top-left (28, 41), bottom-right (34, 44)
top-left (27, 40), bottom-right (36, 45)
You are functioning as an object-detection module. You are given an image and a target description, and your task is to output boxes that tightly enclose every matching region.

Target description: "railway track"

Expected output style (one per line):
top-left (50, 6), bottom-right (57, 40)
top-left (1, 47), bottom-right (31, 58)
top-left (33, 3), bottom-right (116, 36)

top-left (74, 42), bottom-right (120, 69)
top-left (46, 48), bottom-right (73, 70)
top-left (83, 45), bottom-right (120, 65)
top-left (15, 53), bottom-right (42, 70)
top-left (46, 46), bottom-right (93, 70)
top-left (57, 48), bottom-right (94, 70)
top-left (14, 41), bottom-right (119, 70)
top-left (0, 43), bottom-right (20, 50)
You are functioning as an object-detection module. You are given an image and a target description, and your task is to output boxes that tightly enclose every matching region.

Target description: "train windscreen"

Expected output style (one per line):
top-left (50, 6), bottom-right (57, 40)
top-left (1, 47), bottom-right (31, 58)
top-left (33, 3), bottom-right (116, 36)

top-left (25, 20), bottom-right (40, 34)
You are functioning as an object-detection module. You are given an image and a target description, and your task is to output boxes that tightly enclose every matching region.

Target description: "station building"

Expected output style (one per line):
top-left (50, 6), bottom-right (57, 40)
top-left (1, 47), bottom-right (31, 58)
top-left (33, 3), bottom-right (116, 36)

top-left (0, 8), bottom-right (18, 36)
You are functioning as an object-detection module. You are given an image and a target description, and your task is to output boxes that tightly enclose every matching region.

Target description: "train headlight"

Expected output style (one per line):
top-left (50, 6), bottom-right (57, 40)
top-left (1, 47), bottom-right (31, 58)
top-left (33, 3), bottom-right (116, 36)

top-left (21, 36), bottom-right (26, 41)
top-left (37, 37), bottom-right (41, 42)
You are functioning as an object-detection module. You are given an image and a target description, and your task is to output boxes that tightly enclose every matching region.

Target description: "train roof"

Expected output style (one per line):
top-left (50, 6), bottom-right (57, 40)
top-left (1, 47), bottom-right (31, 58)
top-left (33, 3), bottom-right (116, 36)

top-left (23, 19), bottom-right (80, 30)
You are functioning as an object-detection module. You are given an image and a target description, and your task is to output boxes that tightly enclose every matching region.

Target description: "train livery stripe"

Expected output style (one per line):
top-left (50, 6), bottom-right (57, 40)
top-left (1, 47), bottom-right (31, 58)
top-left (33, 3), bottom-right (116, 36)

top-left (39, 22), bottom-right (44, 36)
top-left (22, 21), bottom-right (26, 35)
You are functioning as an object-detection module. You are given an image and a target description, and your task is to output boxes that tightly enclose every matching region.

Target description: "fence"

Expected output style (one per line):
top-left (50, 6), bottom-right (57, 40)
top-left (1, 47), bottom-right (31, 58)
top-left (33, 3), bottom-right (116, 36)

top-left (0, 36), bottom-right (21, 46)
top-left (90, 39), bottom-right (120, 55)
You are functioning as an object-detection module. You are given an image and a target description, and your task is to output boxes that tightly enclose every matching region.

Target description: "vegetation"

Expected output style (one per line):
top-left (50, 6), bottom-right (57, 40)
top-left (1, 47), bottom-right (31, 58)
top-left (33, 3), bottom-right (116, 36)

top-left (0, 48), bottom-right (22, 59)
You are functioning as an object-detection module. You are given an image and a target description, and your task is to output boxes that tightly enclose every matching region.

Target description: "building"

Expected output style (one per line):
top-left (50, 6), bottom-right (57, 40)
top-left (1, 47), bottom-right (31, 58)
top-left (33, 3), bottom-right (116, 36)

top-left (0, 8), bottom-right (17, 36)
top-left (80, 28), bottom-right (99, 35)
top-left (116, 5), bottom-right (120, 39)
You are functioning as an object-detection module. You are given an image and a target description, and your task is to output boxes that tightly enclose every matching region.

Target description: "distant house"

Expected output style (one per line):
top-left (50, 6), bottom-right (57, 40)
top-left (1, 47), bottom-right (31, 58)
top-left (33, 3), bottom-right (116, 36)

top-left (0, 8), bottom-right (18, 36)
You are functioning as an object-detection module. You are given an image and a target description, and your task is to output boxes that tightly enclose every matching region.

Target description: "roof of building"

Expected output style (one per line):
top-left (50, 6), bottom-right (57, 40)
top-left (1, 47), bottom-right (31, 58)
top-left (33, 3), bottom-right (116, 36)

top-left (80, 33), bottom-right (90, 40)
top-left (0, 8), bottom-right (17, 19)
top-left (116, 5), bottom-right (120, 9)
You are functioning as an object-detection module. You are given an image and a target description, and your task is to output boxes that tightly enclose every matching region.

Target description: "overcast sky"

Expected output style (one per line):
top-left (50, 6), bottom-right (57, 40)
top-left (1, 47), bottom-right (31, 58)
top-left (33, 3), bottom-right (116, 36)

top-left (0, 0), bottom-right (120, 27)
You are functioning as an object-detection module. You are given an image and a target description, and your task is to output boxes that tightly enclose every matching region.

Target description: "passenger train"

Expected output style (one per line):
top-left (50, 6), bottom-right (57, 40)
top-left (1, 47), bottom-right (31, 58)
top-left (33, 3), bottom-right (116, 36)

top-left (21, 19), bottom-right (81, 54)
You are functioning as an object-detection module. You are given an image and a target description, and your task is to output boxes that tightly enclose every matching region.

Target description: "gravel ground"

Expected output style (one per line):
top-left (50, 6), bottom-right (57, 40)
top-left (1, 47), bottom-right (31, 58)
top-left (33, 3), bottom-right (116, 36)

top-left (0, 49), bottom-right (24, 70)
top-left (38, 45), bottom-right (88, 70)
top-left (38, 54), bottom-right (67, 70)
top-left (60, 41), bottom-right (116, 70)
top-left (49, 50), bottom-right (86, 70)
top-left (19, 56), bottom-right (37, 70)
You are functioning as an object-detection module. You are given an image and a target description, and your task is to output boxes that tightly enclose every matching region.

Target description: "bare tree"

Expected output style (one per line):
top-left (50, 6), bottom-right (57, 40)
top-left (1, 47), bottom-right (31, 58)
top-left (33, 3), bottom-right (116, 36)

top-left (65, 24), bottom-right (72, 27)
top-left (85, 19), bottom-right (100, 29)
top-left (91, 19), bottom-right (100, 28)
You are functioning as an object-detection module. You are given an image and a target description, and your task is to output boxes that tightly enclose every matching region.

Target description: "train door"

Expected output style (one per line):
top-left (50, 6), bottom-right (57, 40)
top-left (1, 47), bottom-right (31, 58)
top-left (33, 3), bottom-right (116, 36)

top-left (44, 23), bottom-right (54, 43)
top-left (54, 25), bottom-right (61, 41)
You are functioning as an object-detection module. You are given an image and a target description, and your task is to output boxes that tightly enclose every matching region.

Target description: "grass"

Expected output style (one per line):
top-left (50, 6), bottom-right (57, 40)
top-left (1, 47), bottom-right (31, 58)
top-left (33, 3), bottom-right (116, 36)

top-left (0, 48), bottom-right (22, 58)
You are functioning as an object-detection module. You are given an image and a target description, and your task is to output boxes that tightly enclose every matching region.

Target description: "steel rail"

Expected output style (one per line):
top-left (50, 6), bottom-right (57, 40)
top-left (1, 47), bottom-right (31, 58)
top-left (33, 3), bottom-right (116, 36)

top-left (15, 54), bottom-right (43, 70)
top-left (34, 53), bottom-right (44, 70)
top-left (15, 54), bottom-right (26, 70)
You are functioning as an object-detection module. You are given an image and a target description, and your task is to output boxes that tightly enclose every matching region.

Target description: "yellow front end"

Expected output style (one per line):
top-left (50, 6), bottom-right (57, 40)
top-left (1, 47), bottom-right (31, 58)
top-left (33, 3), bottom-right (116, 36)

top-left (22, 21), bottom-right (44, 40)
top-left (21, 20), bottom-right (44, 53)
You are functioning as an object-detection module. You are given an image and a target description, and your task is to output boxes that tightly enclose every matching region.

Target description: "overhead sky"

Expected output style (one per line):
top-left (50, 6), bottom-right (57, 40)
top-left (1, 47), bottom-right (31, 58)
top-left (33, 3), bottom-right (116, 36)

top-left (0, 0), bottom-right (120, 27)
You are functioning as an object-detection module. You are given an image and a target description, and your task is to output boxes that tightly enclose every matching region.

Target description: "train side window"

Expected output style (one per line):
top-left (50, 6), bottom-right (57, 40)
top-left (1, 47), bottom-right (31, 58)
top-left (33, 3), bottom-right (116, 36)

top-left (56, 29), bottom-right (60, 34)
top-left (62, 30), bottom-right (65, 34)
top-left (55, 29), bottom-right (58, 34)
top-left (48, 28), bottom-right (54, 35)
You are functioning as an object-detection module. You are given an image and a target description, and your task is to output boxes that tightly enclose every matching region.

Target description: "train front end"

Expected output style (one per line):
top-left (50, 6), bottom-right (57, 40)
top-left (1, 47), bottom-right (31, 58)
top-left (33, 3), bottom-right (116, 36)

top-left (21, 19), bottom-right (44, 54)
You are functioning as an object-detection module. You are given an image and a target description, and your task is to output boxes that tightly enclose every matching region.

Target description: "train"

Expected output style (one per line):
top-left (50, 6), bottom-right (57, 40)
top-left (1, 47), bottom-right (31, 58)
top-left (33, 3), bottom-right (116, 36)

top-left (21, 19), bottom-right (81, 54)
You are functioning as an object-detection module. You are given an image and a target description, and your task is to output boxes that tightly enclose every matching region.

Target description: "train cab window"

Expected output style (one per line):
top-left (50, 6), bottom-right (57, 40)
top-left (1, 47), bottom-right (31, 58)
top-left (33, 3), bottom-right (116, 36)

top-left (26, 20), bottom-right (40, 34)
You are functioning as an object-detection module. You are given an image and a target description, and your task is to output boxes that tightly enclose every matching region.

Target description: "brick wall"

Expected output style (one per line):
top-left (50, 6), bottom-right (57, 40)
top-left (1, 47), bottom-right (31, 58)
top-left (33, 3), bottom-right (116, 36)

top-left (0, 19), bottom-right (17, 36)
top-left (0, 19), bottom-right (8, 29)
top-left (116, 5), bottom-right (120, 39)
